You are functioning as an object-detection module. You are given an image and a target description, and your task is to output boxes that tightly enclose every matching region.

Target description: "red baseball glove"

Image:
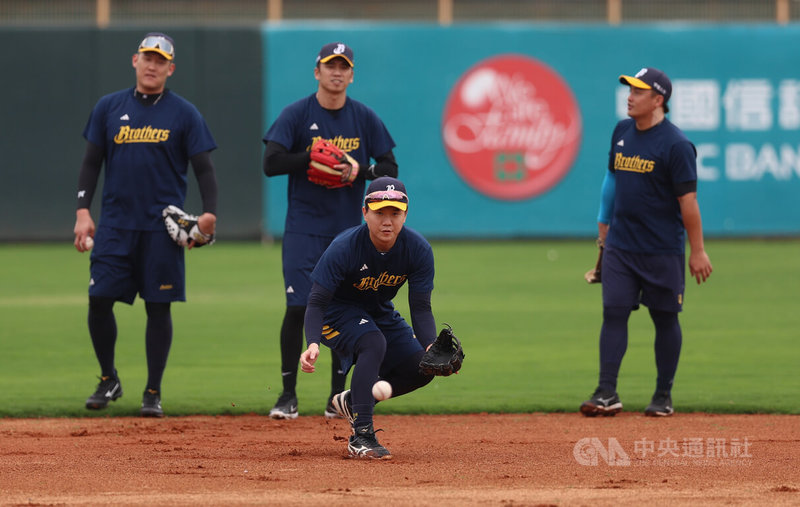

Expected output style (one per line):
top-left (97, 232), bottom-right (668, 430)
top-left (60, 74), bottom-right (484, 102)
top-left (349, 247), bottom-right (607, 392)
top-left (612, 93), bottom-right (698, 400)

top-left (308, 139), bottom-right (359, 188)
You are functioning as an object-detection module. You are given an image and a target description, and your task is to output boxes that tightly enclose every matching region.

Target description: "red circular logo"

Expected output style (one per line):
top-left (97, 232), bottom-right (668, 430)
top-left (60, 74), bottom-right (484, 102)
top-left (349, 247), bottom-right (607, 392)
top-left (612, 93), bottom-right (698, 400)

top-left (442, 55), bottom-right (582, 200)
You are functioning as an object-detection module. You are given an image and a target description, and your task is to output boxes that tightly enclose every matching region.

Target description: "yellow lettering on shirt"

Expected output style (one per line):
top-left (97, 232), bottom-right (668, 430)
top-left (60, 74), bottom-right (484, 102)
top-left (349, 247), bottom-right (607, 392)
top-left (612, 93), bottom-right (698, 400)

top-left (353, 271), bottom-right (407, 291)
top-left (114, 125), bottom-right (170, 144)
top-left (309, 135), bottom-right (360, 153)
top-left (614, 152), bottom-right (655, 173)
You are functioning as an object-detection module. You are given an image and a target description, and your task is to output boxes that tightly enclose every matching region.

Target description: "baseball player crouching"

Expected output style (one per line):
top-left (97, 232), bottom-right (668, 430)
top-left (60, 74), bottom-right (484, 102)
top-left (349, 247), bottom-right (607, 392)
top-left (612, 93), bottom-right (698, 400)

top-left (300, 177), bottom-right (446, 459)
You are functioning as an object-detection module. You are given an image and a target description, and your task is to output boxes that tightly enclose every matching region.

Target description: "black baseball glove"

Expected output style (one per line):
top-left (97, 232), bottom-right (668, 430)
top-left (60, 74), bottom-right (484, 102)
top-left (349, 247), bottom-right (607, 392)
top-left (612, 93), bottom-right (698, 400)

top-left (419, 324), bottom-right (465, 376)
top-left (162, 205), bottom-right (215, 247)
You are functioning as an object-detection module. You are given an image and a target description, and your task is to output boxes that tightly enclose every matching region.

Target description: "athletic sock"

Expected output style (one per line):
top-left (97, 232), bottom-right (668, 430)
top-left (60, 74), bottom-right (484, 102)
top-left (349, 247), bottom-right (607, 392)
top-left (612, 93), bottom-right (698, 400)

top-left (144, 302), bottom-right (172, 393)
top-left (650, 308), bottom-right (681, 393)
top-left (329, 350), bottom-right (346, 397)
top-left (88, 296), bottom-right (118, 378)
top-left (597, 305), bottom-right (632, 392)
top-left (279, 306), bottom-right (305, 394)
top-left (350, 331), bottom-right (386, 428)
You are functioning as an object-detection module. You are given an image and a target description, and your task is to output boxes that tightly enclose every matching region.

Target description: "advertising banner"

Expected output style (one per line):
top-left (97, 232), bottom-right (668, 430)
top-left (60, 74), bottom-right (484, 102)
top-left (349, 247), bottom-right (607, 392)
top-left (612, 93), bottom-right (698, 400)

top-left (262, 24), bottom-right (800, 238)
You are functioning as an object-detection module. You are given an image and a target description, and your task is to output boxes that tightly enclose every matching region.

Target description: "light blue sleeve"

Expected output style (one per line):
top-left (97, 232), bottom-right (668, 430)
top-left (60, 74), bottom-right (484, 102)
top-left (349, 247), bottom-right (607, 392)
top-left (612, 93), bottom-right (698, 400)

top-left (597, 170), bottom-right (616, 224)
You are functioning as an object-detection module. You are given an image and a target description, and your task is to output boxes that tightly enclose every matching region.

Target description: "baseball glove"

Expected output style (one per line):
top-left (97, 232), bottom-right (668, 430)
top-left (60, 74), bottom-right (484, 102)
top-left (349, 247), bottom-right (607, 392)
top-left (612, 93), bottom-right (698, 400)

top-left (308, 139), bottom-right (359, 188)
top-left (419, 324), bottom-right (465, 376)
top-left (584, 237), bottom-right (603, 284)
top-left (162, 205), bottom-right (215, 247)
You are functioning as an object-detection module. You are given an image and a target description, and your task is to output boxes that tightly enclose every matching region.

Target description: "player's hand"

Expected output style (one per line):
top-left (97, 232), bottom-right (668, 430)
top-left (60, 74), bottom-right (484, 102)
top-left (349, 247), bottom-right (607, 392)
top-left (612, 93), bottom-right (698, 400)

top-left (188, 212), bottom-right (216, 250)
top-left (689, 250), bottom-right (713, 284)
top-left (300, 343), bottom-right (320, 373)
top-left (74, 209), bottom-right (95, 253)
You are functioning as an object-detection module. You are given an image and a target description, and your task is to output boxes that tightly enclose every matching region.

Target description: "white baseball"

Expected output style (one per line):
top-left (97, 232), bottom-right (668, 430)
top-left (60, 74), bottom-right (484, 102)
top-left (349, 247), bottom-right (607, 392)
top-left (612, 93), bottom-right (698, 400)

top-left (372, 380), bottom-right (392, 401)
top-left (84, 236), bottom-right (94, 250)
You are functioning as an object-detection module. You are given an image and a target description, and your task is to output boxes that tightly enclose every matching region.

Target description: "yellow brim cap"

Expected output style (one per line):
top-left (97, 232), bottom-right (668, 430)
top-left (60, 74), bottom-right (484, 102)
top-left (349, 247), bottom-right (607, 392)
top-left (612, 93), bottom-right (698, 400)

top-left (619, 74), bottom-right (651, 89)
top-left (367, 201), bottom-right (407, 211)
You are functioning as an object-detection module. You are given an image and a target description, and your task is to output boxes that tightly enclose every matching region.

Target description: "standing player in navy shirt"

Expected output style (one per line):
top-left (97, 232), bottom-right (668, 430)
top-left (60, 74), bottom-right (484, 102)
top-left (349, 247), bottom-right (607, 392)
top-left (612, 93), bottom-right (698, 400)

top-left (300, 177), bottom-right (441, 459)
top-left (73, 33), bottom-right (219, 417)
top-left (263, 42), bottom-right (398, 420)
top-left (580, 67), bottom-right (712, 418)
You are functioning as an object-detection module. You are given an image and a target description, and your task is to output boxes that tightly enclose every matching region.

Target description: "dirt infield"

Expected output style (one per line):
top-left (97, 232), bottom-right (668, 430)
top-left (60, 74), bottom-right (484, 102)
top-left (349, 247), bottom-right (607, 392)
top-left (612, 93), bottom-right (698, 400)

top-left (1, 413), bottom-right (798, 506)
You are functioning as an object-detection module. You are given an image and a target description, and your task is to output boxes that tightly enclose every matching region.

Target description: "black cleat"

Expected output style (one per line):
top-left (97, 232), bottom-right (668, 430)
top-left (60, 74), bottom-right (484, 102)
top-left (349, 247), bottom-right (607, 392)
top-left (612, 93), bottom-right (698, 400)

top-left (330, 390), bottom-right (354, 424)
top-left (141, 389), bottom-right (164, 418)
top-left (348, 424), bottom-right (392, 459)
top-left (645, 391), bottom-right (674, 417)
top-left (580, 388), bottom-right (623, 417)
top-left (85, 376), bottom-right (123, 410)
top-left (269, 391), bottom-right (298, 420)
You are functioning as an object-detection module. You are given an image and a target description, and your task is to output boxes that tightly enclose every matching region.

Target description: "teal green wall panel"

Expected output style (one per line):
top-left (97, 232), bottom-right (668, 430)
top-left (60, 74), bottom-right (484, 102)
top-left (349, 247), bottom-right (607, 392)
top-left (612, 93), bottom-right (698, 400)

top-left (262, 24), bottom-right (800, 238)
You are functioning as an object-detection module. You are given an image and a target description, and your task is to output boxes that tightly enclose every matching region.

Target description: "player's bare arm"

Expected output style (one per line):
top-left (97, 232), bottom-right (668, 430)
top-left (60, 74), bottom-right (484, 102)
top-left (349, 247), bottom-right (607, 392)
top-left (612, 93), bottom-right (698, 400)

top-left (300, 343), bottom-right (320, 373)
top-left (73, 209), bottom-right (95, 253)
top-left (597, 222), bottom-right (609, 244)
top-left (678, 192), bottom-right (713, 284)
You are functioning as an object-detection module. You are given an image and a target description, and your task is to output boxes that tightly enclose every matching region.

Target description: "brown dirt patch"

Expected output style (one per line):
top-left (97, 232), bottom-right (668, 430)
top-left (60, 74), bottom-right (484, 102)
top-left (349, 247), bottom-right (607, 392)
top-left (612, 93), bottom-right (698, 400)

top-left (1, 413), bottom-right (798, 506)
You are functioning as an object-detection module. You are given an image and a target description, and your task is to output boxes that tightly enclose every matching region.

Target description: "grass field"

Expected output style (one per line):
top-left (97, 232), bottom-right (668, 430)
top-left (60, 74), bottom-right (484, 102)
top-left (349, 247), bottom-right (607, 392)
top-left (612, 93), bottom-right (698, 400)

top-left (1, 239), bottom-right (798, 417)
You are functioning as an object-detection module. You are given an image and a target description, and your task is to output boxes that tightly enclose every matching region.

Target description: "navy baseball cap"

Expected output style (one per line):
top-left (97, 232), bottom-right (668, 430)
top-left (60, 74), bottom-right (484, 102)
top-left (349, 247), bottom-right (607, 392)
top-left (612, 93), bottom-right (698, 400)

top-left (619, 67), bottom-right (672, 102)
top-left (138, 32), bottom-right (175, 60)
top-left (365, 177), bottom-right (408, 211)
top-left (316, 42), bottom-right (354, 67)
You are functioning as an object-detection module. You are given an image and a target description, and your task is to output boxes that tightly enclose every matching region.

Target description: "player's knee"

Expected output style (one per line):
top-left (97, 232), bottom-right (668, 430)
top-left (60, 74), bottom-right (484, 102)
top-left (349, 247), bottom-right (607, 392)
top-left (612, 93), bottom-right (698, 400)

top-left (354, 330), bottom-right (387, 358)
top-left (603, 305), bottom-right (632, 322)
top-left (145, 301), bottom-right (171, 321)
top-left (89, 296), bottom-right (115, 315)
top-left (648, 308), bottom-right (679, 327)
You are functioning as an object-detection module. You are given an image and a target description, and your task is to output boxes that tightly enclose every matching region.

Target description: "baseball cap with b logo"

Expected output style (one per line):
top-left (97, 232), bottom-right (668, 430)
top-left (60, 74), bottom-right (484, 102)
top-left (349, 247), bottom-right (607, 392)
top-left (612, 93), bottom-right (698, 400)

top-left (316, 42), bottom-right (354, 67)
top-left (619, 67), bottom-right (672, 102)
top-left (364, 177), bottom-right (408, 211)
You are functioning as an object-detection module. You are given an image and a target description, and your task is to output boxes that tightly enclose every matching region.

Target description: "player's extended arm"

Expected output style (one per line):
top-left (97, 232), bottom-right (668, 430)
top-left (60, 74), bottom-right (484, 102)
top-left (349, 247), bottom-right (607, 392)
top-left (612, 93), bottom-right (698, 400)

top-left (190, 151), bottom-right (218, 246)
top-left (262, 140), bottom-right (311, 177)
top-left (74, 142), bottom-right (103, 252)
top-left (408, 290), bottom-right (436, 350)
top-left (301, 282), bottom-right (334, 373)
top-left (678, 192), bottom-right (713, 284)
top-left (585, 170), bottom-right (615, 283)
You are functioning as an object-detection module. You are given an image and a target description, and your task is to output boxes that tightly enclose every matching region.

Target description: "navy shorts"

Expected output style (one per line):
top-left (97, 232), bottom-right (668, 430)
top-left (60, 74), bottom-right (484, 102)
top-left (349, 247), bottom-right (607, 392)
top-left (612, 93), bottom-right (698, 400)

top-left (318, 303), bottom-right (423, 375)
top-left (281, 232), bottom-right (335, 306)
top-left (89, 225), bottom-right (185, 304)
top-left (601, 246), bottom-right (685, 312)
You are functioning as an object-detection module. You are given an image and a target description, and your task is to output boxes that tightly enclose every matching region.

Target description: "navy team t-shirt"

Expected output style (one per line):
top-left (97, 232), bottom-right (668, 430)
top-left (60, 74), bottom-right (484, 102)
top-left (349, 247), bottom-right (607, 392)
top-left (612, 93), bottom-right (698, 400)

top-left (83, 87), bottom-right (217, 231)
top-left (606, 118), bottom-right (697, 255)
top-left (311, 224), bottom-right (434, 316)
top-left (263, 93), bottom-right (396, 237)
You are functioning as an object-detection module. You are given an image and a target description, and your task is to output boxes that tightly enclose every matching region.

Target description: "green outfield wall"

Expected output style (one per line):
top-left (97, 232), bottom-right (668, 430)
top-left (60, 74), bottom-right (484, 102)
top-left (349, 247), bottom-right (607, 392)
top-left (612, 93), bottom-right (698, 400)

top-left (0, 27), bottom-right (263, 241)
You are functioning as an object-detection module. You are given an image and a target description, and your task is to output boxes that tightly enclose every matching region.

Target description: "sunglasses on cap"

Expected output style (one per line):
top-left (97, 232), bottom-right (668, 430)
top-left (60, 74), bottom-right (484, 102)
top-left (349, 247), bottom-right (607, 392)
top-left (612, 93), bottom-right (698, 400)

top-left (364, 190), bottom-right (409, 211)
top-left (139, 35), bottom-right (174, 60)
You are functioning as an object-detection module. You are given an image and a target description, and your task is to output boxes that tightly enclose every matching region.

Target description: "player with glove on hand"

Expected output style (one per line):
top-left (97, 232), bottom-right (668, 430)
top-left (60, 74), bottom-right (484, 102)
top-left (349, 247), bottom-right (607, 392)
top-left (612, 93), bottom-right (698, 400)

top-left (73, 32), bottom-right (218, 417)
top-left (262, 42), bottom-right (398, 421)
top-left (300, 177), bottom-right (462, 460)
